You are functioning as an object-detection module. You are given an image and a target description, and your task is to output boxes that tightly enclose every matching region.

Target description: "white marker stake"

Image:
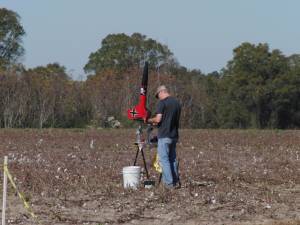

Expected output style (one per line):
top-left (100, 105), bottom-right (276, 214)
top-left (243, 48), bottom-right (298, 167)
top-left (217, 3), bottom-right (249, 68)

top-left (2, 156), bottom-right (8, 225)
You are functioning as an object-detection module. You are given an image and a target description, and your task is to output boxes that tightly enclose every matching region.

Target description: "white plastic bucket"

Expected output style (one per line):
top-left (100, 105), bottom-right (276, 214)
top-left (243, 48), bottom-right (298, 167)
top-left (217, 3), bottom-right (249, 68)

top-left (122, 166), bottom-right (141, 189)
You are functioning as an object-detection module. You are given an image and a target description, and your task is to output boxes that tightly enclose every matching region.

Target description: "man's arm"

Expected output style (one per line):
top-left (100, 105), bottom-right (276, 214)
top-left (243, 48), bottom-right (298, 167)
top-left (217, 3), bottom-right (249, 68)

top-left (146, 100), bottom-right (164, 125)
top-left (146, 114), bottom-right (162, 125)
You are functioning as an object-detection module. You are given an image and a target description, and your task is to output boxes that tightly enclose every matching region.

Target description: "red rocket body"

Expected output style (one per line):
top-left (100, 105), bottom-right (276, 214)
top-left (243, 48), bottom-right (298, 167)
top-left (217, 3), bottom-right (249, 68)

top-left (127, 62), bottom-right (150, 121)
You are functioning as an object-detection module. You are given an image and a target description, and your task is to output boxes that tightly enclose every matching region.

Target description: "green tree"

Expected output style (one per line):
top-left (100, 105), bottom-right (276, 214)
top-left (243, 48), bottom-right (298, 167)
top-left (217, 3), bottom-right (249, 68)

top-left (220, 42), bottom-right (289, 128)
top-left (288, 54), bottom-right (300, 70)
top-left (270, 58), bottom-right (300, 128)
top-left (84, 33), bottom-right (176, 74)
top-left (0, 8), bottom-right (25, 69)
top-left (202, 71), bottom-right (222, 128)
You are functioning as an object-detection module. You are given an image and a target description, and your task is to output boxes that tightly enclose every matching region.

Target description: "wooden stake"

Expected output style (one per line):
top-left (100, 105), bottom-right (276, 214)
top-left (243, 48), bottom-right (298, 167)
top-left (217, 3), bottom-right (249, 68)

top-left (2, 156), bottom-right (8, 225)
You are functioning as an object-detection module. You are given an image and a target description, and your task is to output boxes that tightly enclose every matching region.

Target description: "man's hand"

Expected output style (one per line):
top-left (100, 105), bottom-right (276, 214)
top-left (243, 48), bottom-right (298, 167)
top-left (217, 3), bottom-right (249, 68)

top-left (143, 117), bottom-right (149, 124)
top-left (144, 117), bottom-right (155, 125)
top-left (145, 115), bottom-right (161, 126)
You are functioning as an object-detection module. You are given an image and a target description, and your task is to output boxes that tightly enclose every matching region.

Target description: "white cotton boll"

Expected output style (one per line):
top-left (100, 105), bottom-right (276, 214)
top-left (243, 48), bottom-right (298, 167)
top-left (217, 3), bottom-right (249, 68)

top-left (90, 139), bottom-right (94, 149)
top-left (211, 196), bottom-right (216, 204)
top-left (36, 139), bottom-right (43, 146)
top-left (265, 204), bottom-right (271, 209)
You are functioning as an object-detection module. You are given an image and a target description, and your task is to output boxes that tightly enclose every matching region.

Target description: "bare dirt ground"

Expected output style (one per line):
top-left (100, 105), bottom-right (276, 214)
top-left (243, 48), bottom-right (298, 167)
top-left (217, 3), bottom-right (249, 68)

top-left (0, 129), bottom-right (299, 225)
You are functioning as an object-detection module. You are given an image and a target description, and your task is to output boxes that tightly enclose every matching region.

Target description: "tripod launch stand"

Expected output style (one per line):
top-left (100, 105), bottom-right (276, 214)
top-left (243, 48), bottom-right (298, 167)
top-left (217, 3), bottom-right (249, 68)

top-left (133, 124), bottom-right (156, 186)
top-left (133, 124), bottom-right (149, 178)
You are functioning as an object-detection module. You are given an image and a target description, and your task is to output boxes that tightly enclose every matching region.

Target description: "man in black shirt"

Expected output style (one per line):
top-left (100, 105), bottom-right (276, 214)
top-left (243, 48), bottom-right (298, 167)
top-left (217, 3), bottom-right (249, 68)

top-left (146, 85), bottom-right (181, 188)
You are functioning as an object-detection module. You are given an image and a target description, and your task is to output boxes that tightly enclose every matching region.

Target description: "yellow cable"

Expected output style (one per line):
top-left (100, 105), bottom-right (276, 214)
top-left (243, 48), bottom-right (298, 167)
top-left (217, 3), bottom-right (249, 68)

top-left (3, 165), bottom-right (38, 220)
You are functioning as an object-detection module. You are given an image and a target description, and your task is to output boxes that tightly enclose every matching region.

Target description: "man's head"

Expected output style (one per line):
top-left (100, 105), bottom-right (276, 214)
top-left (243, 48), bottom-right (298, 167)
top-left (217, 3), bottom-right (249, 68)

top-left (155, 85), bottom-right (169, 100)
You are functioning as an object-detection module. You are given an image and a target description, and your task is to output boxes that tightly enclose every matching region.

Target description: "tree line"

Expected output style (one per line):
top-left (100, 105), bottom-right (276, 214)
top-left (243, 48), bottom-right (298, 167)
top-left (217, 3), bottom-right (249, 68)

top-left (1, 8), bottom-right (300, 129)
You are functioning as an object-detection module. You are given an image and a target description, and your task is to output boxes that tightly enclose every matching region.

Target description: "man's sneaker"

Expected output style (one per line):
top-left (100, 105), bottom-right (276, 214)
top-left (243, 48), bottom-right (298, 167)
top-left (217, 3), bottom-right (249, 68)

top-left (163, 183), bottom-right (181, 190)
top-left (163, 184), bottom-right (175, 190)
top-left (174, 182), bottom-right (181, 189)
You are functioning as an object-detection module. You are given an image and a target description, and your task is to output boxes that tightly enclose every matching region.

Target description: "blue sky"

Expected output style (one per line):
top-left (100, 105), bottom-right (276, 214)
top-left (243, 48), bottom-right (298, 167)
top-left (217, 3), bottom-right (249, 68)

top-left (1, 0), bottom-right (299, 79)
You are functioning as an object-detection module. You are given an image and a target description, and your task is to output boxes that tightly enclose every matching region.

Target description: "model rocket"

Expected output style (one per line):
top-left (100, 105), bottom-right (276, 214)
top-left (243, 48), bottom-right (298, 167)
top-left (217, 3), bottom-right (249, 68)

top-left (127, 62), bottom-right (150, 121)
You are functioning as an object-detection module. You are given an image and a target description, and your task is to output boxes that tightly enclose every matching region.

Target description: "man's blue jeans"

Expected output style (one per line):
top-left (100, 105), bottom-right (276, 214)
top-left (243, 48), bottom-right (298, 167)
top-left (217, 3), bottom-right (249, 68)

top-left (157, 137), bottom-right (179, 186)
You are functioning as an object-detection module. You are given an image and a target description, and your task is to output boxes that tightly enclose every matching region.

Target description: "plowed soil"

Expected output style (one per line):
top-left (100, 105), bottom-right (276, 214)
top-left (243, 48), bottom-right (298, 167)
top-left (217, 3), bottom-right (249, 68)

top-left (0, 129), bottom-right (299, 225)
